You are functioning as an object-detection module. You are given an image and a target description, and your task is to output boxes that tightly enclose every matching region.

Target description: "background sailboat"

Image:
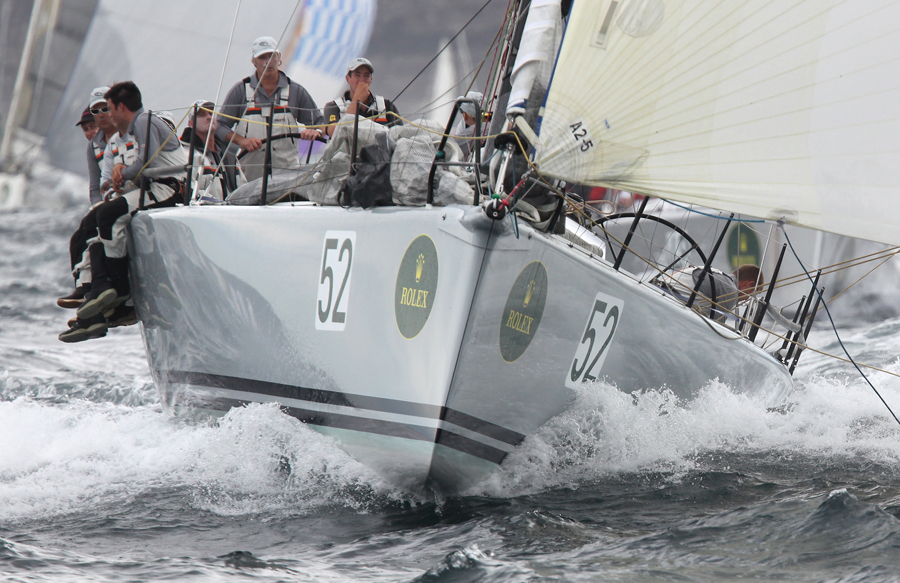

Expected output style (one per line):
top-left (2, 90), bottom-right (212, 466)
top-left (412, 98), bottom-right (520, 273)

top-left (0, 0), bottom-right (98, 208)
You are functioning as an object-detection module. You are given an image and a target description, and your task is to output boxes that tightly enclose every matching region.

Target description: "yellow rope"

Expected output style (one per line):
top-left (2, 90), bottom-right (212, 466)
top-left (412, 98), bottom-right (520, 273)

top-left (128, 108), bottom-right (193, 187)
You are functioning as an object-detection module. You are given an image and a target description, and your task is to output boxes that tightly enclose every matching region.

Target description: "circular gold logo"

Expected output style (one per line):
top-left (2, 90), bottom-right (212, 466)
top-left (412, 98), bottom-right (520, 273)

top-left (395, 235), bottom-right (439, 339)
top-left (499, 261), bottom-right (548, 362)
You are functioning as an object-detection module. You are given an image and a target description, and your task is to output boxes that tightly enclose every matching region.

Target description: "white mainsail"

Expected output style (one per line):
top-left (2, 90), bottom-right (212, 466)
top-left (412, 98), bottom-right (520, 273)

top-left (537, 0), bottom-right (900, 246)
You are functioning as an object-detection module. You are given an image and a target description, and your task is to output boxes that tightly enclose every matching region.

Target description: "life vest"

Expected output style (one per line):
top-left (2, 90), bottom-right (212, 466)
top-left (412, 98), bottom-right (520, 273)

top-left (334, 95), bottom-right (389, 124)
top-left (91, 137), bottom-right (106, 164)
top-left (233, 76), bottom-right (301, 181)
top-left (109, 133), bottom-right (140, 167)
top-left (188, 149), bottom-right (229, 201)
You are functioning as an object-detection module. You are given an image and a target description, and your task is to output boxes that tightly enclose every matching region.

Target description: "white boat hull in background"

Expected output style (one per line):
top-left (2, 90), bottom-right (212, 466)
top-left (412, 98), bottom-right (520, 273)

top-left (0, 174), bottom-right (26, 209)
top-left (129, 204), bottom-right (792, 495)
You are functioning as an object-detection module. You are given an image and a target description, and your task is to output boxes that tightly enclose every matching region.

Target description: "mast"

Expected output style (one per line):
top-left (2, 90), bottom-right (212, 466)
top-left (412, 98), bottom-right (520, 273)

top-left (0, 0), bottom-right (45, 170)
top-left (26, 0), bottom-right (61, 132)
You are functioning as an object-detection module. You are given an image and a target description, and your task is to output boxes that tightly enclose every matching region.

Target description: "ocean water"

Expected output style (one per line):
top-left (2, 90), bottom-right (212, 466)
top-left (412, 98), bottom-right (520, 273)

top-left (2, 204), bottom-right (900, 582)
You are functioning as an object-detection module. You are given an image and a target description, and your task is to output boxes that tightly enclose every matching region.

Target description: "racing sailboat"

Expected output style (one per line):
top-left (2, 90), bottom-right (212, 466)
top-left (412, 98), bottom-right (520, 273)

top-left (128, 0), bottom-right (898, 495)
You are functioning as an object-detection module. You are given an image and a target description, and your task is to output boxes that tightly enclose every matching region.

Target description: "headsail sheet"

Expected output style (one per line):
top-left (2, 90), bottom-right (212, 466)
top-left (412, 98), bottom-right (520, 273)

top-left (538, 0), bottom-right (900, 246)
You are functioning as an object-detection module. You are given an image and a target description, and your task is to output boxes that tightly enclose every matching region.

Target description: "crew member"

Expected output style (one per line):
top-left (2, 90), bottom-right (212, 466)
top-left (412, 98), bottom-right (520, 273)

top-left (450, 90), bottom-right (483, 158)
top-left (216, 36), bottom-right (324, 182)
top-left (658, 264), bottom-right (764, 322)
top-left (76, 107), bottom-right (98, 142)
top-left (60, 81), bottom-right (187, 343)
top-left (323, 57), bottom-right (401, 137)
top-left (182, 100), bottom-right (246, 202)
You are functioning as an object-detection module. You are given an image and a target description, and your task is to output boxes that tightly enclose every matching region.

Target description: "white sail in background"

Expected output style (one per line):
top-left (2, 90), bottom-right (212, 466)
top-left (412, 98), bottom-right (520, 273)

top-left (537, 0), bottom-right (900, 246)
top-left (283, 0), bottom-right (377, 107)
top-left (429, 38), bottom-right (457, 123)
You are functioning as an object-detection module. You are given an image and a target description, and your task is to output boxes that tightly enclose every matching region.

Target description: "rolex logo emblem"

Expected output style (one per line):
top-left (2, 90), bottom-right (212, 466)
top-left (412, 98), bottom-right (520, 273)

top-left (524, 280), bottom-right (536, 307)
top-left (415, 254), bottom-right (425, 282)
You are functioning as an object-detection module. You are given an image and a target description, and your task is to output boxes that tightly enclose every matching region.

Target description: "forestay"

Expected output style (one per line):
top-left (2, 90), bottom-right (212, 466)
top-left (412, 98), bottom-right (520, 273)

top-left (537, 0), bottom-right (900, 246)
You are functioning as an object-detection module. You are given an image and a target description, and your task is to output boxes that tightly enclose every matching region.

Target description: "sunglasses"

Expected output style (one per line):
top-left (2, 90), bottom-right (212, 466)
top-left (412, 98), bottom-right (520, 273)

top-left (90, 105), bottom-right (109, 115)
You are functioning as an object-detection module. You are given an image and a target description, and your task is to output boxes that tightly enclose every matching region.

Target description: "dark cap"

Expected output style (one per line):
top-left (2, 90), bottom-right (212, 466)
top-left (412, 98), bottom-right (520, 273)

top-left (75, 107), bottom-right (94, 127)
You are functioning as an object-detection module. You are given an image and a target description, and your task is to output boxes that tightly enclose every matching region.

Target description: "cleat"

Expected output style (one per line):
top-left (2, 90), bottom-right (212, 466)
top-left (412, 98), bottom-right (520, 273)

top-left (59, 313), bottom-right (108, 343)
top-left (76, 280), bottom-right (118, 319)
top-left (57, 285), bottom-right (90, 309)
top-left (108, 305), bottom-right (138, 328)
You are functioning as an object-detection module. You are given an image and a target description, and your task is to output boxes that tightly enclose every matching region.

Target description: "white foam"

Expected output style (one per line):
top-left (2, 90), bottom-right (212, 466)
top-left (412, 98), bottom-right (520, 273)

top-left (0, 400), bottom-right (400, 521)
top-left (476, 357), bottom-right (900, 497)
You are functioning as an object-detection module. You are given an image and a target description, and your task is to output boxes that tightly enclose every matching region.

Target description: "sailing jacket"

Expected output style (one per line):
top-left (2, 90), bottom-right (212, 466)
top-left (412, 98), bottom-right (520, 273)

top-left (102, 131), bottom-right (140, 196)
top-left (86, 131), bottom-right (109, 205)
top-left (121, 107), bottom-right (188, 183)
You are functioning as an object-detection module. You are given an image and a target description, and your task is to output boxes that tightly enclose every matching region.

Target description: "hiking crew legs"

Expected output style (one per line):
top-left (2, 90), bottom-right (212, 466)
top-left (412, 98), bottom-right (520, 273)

top-left (70, 205), bottom-right (101, 287)
top-left (87, 182), bottom-right (181, 289)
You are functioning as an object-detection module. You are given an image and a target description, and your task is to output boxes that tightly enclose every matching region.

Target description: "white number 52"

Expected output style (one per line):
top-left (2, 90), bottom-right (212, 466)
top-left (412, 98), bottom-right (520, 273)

top-left (566, 292), bottom-right (623, 388)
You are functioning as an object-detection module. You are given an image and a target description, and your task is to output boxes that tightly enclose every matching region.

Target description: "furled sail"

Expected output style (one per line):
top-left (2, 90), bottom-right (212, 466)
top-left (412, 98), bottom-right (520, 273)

top-left (537, 0), bottom-right (900, 246)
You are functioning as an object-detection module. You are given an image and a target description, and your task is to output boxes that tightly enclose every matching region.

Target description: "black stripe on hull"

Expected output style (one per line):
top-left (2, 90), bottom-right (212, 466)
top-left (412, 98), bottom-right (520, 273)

top-left (159, 370), bottom-right (525, 446)
top-left (158, 372), bottom-right (514, 465)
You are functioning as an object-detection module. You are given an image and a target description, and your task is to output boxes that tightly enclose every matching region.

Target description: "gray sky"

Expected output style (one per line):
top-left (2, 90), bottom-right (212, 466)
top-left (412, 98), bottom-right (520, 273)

top-left (365, 0), bottom-right (509, 117)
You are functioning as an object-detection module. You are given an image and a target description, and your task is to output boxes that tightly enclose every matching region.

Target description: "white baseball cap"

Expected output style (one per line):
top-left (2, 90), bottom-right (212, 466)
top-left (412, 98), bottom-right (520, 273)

top-left (347, 57), bottom-right (373, 74)
top-left (89, 86), bottom-right (110, 107)
top-left (459, 91), bottom-right (484, 117)
top-left (193, 99), bottom-right (216, 110)
top-left (252, 36), bottom-right (279, 58)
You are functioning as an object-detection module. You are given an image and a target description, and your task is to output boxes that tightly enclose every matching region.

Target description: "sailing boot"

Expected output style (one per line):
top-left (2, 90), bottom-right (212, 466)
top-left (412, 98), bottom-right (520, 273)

top-left (76, 279), bottom-right (118, 319)
top-left (108, 257), bottom-right (131, 306)
top-left (57, 284), bottom-right (91, 308)
top-left (59, 312), bottom-right (108, 343)
top-left (108, 303), bottom-right (138, 328)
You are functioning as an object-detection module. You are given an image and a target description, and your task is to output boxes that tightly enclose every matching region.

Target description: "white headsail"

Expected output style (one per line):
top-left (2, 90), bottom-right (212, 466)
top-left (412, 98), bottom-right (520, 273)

top-left (536, 0), bottom-right (900, 246)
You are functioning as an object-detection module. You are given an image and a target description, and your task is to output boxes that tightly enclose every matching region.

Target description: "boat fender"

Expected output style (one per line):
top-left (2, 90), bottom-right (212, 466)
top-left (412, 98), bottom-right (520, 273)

top-left (483, 197), bottom-right (509, 220)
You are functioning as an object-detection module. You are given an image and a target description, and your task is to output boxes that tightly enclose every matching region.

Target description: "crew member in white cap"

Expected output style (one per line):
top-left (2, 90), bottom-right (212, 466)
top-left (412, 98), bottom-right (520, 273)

top-left (451, 90), bottom-right (485, 158)
top-left (323, 57), bottom-right (401, 137)
top-left (86, 86), bottom-right (115, 205)
top-left (216, 35), bottom-right (324, 182)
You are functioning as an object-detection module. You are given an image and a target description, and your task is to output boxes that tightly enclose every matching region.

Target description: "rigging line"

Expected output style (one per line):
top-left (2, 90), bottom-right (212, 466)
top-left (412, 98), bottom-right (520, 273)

top-left (821, 251), bottom-right (899, 309)
top-left (647, 199), bottom-right (899, 295)
top-left (392, 0), bottom-right (498, 103)
top-left (465, 9), bottom-right (506, 99)
top-left (662, 198), bottom-right (766, 222)
top-left (204, 0), bottom-right (245, 198)
top-left (214, 0), bottom-right (306, 194)
top-left (761, 248), bottom-right (899, 294)
top-left (407, 15), bottom-right (506, 118)
top-left (128, 108), bottom-right (193, 189)
top-left (479, 0), bottom-right (516, 117)
top-left (782, 229), bottom-right (900, 427)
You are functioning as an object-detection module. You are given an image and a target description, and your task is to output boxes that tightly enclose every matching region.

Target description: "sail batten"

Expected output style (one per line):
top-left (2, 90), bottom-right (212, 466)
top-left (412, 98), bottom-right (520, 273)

top-left (538, 0), bottom-right (900, 245)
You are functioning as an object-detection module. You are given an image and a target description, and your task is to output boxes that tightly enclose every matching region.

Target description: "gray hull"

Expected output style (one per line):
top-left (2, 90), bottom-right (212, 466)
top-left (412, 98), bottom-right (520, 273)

top-left (129, 204), bottom-right (793, 495)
